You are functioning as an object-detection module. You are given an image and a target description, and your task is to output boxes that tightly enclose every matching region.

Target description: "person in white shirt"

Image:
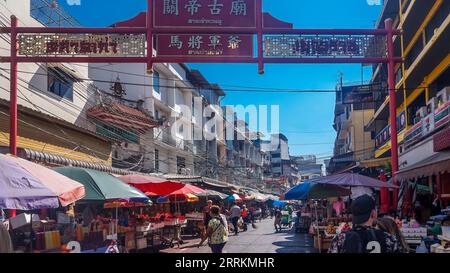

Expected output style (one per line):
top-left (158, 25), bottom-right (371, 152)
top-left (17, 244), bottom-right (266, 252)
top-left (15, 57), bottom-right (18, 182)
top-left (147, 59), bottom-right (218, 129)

top-left (230, 203), bottom-right (242, 235)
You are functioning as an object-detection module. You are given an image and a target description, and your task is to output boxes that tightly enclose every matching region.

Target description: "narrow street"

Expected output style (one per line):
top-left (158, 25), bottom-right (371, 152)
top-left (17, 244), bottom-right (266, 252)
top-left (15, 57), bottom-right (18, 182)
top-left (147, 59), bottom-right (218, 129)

top-left (161, 219), bottom-right (317, 253)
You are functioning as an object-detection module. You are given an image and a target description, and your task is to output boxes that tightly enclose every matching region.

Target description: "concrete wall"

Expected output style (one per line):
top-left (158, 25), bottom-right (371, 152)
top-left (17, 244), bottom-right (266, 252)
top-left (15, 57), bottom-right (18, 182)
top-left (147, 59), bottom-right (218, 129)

top-left (399, 136), bottom-right (435, 170)
top-left (348, 109), bottom-right (375, 161)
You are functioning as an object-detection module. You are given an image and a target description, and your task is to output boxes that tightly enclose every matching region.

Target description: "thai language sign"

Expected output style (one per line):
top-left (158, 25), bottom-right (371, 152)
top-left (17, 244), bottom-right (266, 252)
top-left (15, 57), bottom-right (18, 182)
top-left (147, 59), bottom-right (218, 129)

top-left (156, 34), bottom-right (253, 57)
top-left (264, 35), bottom-right (384, 58)
top-left (153, 0), bottom-right (257, 28)
top-left (341, 83), bottom-right (386, 104)
top-left (18, 34), bottom-right (146, 56)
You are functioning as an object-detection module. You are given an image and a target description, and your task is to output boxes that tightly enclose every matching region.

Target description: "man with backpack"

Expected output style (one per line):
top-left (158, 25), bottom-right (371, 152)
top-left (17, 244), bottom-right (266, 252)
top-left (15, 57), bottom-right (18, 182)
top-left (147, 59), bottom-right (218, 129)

top-left (328, 194), bottom-right (399, 253)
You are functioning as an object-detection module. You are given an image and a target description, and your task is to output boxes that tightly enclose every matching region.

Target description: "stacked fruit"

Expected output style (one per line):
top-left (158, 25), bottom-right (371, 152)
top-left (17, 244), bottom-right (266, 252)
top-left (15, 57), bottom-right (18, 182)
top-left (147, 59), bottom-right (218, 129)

top-left (326, 224), bottom-right (336, 234)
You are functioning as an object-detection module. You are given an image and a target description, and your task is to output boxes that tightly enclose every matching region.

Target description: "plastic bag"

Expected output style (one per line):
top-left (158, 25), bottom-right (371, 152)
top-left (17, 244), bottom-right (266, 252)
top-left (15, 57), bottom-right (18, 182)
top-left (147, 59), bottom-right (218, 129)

top-left (415, 241), bottom-right (428, 253)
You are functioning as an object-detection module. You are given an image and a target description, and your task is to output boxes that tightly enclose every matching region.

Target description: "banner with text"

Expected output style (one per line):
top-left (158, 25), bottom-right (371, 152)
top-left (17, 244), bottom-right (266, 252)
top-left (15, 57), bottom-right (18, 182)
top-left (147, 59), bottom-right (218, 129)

top-left (153, 0), bottom-right (257, 28)
top-left (156, 34), bottom-right (253, 57)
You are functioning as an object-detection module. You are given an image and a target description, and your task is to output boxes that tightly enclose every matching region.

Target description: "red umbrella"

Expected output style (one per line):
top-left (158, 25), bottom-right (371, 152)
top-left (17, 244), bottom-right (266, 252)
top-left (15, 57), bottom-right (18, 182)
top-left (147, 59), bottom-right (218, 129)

top-left (119, 174), bottom-right (206, 197)
top-left (118, 174), bottom-right (185, 197)
top-left (169, 184), bottom-right (206, 196)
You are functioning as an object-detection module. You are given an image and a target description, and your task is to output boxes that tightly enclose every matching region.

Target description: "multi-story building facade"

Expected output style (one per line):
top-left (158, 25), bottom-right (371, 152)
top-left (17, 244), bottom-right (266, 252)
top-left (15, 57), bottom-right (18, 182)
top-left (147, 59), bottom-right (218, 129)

top-left (261, 134), bottom-right (297, 192)
top-left (89, 61), bottom-right (197, 175)
top-left (328, 81), bottom-right (377, 174)
top-left (291, 155), bottom-right (324, 181)
top-left (187, 69), bottom-right (225, 179)
top-left (0, 0), bottom-right (127, 173)
top-left (366, 0), bottom-right (450, 209)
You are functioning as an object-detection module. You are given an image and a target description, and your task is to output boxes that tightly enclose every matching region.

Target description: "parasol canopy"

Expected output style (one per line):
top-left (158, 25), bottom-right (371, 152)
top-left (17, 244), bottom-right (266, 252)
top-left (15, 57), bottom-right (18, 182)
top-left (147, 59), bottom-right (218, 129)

top-left (156, 193), bottom-right (199, 203)
top-left (119, 174), bottom-right (206, 197)
top-left (196, 189), bottom-right (228, 200)
top-left (54, 167), bottom-right (148, 202)
top-left (118, 174), bottom-right (187, 196)
top-left (0, 154), bottom-right (85, 210)
top-left (272, 200), bottom-right (288, 207)
top-left (224, 193), bottom-right (242, 203)
top-left (283, 182), bottom-right (351, 200)
top-left (309, 173), bottom-right (399, 188)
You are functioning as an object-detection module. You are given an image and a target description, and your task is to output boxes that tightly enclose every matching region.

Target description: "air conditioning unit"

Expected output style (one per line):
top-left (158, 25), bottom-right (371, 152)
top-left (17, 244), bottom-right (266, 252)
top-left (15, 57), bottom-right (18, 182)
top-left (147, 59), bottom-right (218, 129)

top-left (437, 87), bottom-right (450, 107)
top-left (415, 106), bottom-right (428, 121)
top-left (427, 97), bottom-right (439, 114)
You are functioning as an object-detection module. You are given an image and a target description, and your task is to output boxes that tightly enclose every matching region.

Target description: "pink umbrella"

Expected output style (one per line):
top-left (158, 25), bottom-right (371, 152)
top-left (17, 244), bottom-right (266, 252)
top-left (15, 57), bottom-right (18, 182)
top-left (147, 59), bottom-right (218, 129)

top-left (309, 173), bottom-right (399, 188)
top-left (0, 154), bottom-right (85, 209)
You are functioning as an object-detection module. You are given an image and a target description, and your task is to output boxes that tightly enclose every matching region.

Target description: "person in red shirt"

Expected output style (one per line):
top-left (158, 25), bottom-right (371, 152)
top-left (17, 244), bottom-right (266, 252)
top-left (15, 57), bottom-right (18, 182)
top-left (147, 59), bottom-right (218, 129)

top-left (241, 205), bottom-right (249, 231)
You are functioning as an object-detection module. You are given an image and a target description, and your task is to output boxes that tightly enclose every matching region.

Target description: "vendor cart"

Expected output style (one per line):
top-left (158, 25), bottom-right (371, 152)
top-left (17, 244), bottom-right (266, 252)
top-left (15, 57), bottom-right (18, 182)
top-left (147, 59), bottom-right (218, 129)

top-left (280, 211), bottom-right (292, 228)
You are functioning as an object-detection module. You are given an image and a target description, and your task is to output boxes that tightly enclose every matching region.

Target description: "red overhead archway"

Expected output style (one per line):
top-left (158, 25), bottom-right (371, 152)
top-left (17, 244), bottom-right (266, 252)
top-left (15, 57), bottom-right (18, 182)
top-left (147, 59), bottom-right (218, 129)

top-left (0, 0), bottom-right (402, 209)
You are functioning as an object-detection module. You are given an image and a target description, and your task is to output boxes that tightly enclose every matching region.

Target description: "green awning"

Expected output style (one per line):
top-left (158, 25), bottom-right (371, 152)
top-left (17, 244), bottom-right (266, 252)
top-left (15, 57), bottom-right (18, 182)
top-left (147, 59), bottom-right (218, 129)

top-left (54, 167), bottom-right (149, 202)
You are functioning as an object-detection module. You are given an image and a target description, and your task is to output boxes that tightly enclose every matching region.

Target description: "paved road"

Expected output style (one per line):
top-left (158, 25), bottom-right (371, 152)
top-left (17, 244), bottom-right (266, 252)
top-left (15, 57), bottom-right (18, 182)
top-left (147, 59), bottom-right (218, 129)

top-left (161, 218), bottom-right (317, 253)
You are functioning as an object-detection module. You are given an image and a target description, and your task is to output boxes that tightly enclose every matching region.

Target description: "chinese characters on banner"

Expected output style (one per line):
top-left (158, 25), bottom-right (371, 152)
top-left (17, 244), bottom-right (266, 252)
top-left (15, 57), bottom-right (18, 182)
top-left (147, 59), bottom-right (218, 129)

top-left (157, 34), bottom-right (253, 57)
top-left (154, 0), bottom-right (256, 28)
top-left (18, 34), bottom-right (146, 56)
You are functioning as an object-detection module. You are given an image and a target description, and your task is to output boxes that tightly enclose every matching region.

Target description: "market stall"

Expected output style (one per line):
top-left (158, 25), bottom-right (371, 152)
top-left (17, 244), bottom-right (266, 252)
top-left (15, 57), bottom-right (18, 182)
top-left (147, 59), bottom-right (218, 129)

top-left (284, 181), bottom-right (352, 252)
top-left (0, 154), bottom-right (86, 253)
top-left (119, 174), bottom-right (207, 249)
top-left (54, 167), bottom-right (149, 253)
top-left (413, 206), bottom-right (450, 253)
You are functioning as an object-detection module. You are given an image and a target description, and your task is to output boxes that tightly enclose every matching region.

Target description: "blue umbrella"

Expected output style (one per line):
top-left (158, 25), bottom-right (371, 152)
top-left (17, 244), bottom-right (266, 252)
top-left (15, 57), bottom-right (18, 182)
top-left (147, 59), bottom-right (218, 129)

top-left (272, 200), bottom-right (288, 207)
top-left (224, 194), bottom-right (242, 203)
top-left (284, 182), bottom-right (351, 200)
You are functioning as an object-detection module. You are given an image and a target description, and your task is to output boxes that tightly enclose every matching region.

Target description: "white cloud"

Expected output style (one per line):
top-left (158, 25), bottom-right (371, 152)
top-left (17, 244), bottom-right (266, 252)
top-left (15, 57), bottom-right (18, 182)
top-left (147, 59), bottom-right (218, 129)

top-left (366, 0), bottom-right (382, 5)
top-left (67, 0), bottom-right (81, 6)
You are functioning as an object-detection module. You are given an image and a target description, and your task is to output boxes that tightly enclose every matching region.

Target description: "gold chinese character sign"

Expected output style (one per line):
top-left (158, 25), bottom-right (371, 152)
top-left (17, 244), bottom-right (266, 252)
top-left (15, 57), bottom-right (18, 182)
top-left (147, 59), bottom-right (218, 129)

top-left (18, 34), bottom-right (146, 56)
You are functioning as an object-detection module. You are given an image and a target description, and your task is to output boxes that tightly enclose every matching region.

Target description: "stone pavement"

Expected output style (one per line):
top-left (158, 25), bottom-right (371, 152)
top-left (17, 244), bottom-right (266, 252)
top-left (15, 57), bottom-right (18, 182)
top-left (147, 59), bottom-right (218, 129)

top-left (160, 218), bottom-right (317, 253)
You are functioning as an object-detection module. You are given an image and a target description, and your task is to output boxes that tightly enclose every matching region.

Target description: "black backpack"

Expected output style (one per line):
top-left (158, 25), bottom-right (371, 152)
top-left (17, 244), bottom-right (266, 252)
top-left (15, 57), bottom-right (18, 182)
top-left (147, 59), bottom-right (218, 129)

top-left (342, 227), bottom-right (388, 253)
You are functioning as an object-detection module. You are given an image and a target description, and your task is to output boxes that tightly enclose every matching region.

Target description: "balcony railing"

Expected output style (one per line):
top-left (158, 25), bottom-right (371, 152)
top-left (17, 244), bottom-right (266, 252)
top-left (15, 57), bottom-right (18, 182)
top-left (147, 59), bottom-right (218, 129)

top-left (375, 88), bottom-right (450, 151)
top-left (404, 100), bottom-right (450, 150)
top-left (375, 111), bottom-right (407, 149)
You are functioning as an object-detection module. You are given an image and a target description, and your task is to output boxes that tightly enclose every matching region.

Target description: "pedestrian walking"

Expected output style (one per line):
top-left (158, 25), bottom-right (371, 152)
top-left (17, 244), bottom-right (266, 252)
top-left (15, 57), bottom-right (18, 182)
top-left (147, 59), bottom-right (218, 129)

top-left (199, 200), bottom-right (214, 241)
top-left (230, 202), bottom-right (241, 235)
top-left (203, 200), bottom-right (214, 226)
top-left (200, 206), bottom-right (228, 253)
top-left (274, 207), bottom-right (282, 233)
top-left (328, 195), bottom-right (399, 253)
top-left (241, 205), bottom-right (249, 231)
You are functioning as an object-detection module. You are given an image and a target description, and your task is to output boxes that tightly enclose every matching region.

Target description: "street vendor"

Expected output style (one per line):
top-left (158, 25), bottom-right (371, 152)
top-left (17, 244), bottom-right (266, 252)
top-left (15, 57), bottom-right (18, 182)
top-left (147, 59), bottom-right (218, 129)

top-left (333, 197), bottom-right (346, 217)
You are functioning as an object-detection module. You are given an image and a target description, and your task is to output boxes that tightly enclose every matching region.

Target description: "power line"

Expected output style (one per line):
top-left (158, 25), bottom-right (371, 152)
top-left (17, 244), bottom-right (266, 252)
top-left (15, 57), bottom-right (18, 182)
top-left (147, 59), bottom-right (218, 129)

top-left (0, 78), bottom-right (263, 176)
top-left (0, 68), bottom-right (431, 94)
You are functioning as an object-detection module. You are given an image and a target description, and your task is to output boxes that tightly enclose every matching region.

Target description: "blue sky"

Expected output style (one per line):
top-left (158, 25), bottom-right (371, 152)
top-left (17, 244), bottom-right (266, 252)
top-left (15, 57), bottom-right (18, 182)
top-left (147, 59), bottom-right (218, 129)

top-left (60, 0), bottom-right (383, 161)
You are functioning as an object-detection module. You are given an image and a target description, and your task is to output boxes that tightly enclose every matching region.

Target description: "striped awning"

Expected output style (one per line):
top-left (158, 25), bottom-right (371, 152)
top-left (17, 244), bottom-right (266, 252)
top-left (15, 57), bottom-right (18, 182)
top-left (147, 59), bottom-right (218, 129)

top-left (163, 174), bottom-right (203, 184)
top-left (396, 151), bottom-right (450, 181)
top-left (17, 148), bottom-right (135, 176)
top-left (360, 157), bottom-right (391, 168)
